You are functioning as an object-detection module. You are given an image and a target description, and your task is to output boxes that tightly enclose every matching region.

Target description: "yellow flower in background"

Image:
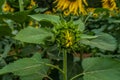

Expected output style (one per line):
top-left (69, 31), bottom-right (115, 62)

top-left (28, 20), bottom-right (39, 29)
top-left (2, 1), bottom-right (14, 12)
top-left (87, 8), bottom-right (95, 13)
top-left (31, 0), bottom-right (36, 6)
top-left (54, 0), bottom-right (88, 16)
top-left (28, 20), bottom-right (34, 26)
top-left (44, 11), bottom-right (52, 14)
top-left (87, 8), bottom-right (99, 18)
top-left (34, 21), bottom-right (39, 29)
top-left (102, 0), bottom-right (117, 11)
top-left (27, 0), bottom-right (36, 9)
top-left (115, 8), bottom-right (120, 13)
top-left (2, 2), bottom-right (10, 12)
top-left (92, 13), bottom-right (99, 18)
top-left (10, 8), bottom-right (14, 12)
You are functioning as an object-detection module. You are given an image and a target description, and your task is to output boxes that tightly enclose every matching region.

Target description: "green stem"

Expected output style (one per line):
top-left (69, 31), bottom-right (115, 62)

top-left (84, 12), bottom-right (92, 24)
top-left (70, 73), bottom-right (84, 80)
top-left (19, 0), bottom-right (25, 29)
top-left (19, 0), bottom-right (24, 11)
top-left (63, 50), bottom-right (67, 80)
top-left (45, 63), bottom-right (64, 75)
top-left (46, 76), bottom-right (54, 80)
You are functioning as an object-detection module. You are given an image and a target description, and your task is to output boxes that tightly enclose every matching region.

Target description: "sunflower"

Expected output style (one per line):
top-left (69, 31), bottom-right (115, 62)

top-left (54, 20), bottom-right (81, 49)
top-left (87, 8), bottom-right (95, 13)
top-left (102, 0), bottom-right (117, 11)
top-left (27, 0), bottom-right (36, 9)
top-left (87, 8), bottom-right (99, 18)
top-left (2, 1), bottom-right (14, 12)
top-left (28, 20), bottom-right (39, 29)
top-left (53, 0), bottom-right (88, 16)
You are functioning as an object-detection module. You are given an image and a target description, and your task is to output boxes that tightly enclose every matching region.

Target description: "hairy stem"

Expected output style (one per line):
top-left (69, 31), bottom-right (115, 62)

top-left (45, 63), bottom-right (64, 75)
top-left (63, 50), bottom-right (67, 80)
top-left (19, 0), bottom-right (24, 11)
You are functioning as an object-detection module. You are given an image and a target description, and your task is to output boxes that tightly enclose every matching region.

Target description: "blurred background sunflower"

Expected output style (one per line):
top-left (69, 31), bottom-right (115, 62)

top-left (53, 0), bottom-right (88, 16)
top-left (102, 0), bottom-right (117, 11)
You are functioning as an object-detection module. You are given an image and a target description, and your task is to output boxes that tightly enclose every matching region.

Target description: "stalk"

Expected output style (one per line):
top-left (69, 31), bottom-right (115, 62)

top-left (63, 50), bottom-right (67, 80)
top-left (19, 0), bottom-right (24, 11)
top-left (19, 0), bottom-right (25, 28)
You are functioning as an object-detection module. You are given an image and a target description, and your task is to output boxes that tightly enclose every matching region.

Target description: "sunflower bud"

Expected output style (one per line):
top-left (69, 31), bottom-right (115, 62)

top-left (53, 21), bottom-right (81, 49)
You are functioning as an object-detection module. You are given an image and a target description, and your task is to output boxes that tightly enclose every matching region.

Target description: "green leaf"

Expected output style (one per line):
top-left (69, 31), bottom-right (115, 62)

top-left (0, 10), bottom-right (30, 23)
top-left (34, 8), bottom-right (48, 13)
top-left (29, 14), bottom-right (60, 24)
top-left (74, 19), bottom-right (85, 32)
top-left (82, 58), bottom-right (120, 80)
top-left (20, 74), bottom-right (44, 80)
top-left (81, 34), bottom-right (98, 39)
top-left (0, 44), bottom-right (11, 61)
top-left (81, 33), bottom-right (117, 51)
top-left (109, 19), bottom-right (120, 23)
top-left (15, 27), bottom-right (53, 44)
top-left (0, 53), bottom-right (50, 80)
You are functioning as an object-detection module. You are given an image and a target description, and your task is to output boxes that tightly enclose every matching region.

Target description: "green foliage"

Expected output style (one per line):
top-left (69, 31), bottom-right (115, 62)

top-left (0, 10), bottom-right (31, 23)
top-left (73, 18), bottom-right (85, 32)
top-left (15, 26), bottom-right (53, 44)
top-left (14, 17), bottom-right (118, 80)
top-left (82, 58), bottom-right (120, 80)
top-left (0, 0), bottom-right (120, 80)
top-left (81, 33), bottom-right (117, 51)
top-left (29, 14), bottom-right (60, 24)
top-left (0, 53), bottom-right (50, 80)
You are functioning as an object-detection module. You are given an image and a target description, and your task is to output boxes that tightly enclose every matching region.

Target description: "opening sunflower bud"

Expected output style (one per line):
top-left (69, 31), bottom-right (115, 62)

top-left (53, 21), bottom-right (81, 49)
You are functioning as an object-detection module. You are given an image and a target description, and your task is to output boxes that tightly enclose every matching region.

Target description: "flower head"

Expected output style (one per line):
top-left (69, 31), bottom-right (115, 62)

top-left (28, 20), bottom-right (39, 29)
top-left (2, 1), bottom-right (14, 12)
top-left (27, 0), bottom-right (36, 9)
top-left (53, 0), bottom-right (88, 16)
top-left (102, 0), bottom-right (117, 11)
top-left (87, 8), bottom-right (95, 13)
top-left (53, 21), bottom-right (81, 49)
top-left (87, 8), bottom-right (99, 18)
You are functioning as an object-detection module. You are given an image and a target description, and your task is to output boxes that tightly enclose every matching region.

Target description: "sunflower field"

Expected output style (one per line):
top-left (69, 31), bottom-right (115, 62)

top-left (0, 0), bottom-right (120, 80)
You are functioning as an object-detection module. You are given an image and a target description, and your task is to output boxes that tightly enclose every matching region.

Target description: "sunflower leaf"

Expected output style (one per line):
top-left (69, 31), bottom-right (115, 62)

top-left (29, 14), bottom-right (60, 24)
top-left (15, 26), bottom-right (53, 44)
top-left (81, 33), bottom-right (117, 51)
top-left (82, 57), bottom-right (120, 80)
top-left (0, 53), bottom-right (50, 80)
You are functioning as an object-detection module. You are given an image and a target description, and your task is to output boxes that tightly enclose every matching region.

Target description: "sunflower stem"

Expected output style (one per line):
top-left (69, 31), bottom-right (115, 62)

top-left (19, 0), bottom-right (26, 29)
top-left (19, 0), bottom-right (24, 11)
top-left (63, 49), bottom-right (67, 80)
top-left (45, 63), bottom-right (64, 74)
